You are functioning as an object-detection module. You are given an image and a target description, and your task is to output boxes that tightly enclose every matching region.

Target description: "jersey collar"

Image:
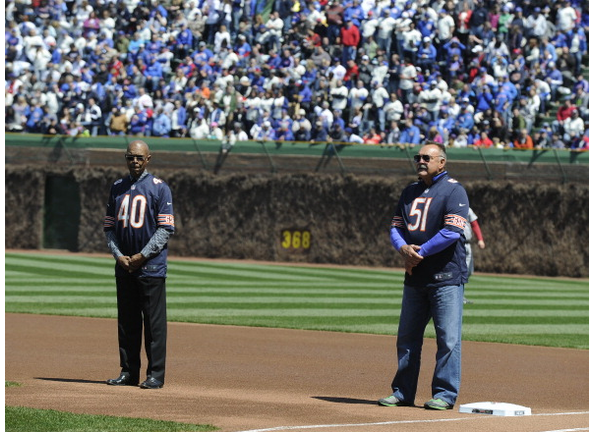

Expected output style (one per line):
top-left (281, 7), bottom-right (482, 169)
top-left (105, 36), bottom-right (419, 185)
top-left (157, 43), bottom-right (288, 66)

top-left (129, 170), bottom-right (149, 183)
top-left (432, 171), bottom-right (448, 182)
top-left (419, 170), bottom-right (448, 186)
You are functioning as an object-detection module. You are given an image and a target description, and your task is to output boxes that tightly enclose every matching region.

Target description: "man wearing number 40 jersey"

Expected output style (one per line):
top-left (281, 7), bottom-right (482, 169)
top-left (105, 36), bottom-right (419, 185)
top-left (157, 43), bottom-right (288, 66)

top-left (378, 142), bottom-right (469, 411)
top-left (104, 140), bottom-right (175, 390)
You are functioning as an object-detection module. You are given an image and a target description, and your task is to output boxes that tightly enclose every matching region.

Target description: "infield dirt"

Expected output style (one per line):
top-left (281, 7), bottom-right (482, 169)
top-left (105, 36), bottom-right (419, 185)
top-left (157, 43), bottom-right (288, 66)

top-left (5, 313), bottom-right (588, 432)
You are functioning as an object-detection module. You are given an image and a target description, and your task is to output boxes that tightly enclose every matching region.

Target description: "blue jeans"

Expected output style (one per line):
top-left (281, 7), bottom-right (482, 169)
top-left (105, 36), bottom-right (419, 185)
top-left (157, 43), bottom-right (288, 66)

top-left (390, 283), bottom-right (464, 406)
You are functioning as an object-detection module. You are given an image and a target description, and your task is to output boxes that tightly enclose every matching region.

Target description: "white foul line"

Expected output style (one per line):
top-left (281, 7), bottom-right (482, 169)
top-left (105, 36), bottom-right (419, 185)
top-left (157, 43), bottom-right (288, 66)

top-left (539, 429), bottom-right (588, 432)
top-left (234, 411), bottom-right (589, 432)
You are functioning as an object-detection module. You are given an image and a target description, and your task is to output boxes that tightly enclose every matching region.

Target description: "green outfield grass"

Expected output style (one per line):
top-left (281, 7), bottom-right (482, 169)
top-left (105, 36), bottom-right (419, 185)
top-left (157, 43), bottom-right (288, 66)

top-left (5, 252), bottom-right (588, 349)
top-left (5, 406), bottom-right (217, 432)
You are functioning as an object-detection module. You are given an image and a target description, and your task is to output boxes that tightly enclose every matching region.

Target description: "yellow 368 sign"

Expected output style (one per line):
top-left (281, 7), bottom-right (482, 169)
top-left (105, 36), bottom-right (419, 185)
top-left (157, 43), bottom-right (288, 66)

top-left (280, 230), bottom-right (311, 250)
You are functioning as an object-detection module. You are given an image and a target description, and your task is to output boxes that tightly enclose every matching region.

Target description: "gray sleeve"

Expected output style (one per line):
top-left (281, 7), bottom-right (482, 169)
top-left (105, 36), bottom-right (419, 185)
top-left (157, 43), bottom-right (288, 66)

top-left (105, 230), bottom-right (124, 259)
top-left (140, 227), bottom-right (173, 259)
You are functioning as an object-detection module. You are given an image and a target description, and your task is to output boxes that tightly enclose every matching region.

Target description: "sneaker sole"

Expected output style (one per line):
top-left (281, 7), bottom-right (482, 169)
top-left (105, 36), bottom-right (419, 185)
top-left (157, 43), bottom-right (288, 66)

top-left (424, 403), bottom-right (453, 410)
top-left (378, 400), bottom-right (412, 407)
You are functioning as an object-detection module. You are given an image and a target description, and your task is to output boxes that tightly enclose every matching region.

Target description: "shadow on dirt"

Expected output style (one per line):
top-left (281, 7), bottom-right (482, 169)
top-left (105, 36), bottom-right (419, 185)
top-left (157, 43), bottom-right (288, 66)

top-left (312, 396), bottom-right (380, 405)
top-left (36, 377), bottom-right (106, 385)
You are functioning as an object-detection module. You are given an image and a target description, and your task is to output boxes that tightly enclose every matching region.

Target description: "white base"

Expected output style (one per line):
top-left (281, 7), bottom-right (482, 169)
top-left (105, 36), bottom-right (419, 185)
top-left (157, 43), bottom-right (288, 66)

top-left (459, 401), bottom-right (532, 416)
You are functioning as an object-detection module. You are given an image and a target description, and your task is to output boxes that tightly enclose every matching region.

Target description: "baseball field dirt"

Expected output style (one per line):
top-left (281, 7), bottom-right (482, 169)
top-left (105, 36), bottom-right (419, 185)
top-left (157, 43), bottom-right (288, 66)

top-left (5, 312), bottom-right (588, 432)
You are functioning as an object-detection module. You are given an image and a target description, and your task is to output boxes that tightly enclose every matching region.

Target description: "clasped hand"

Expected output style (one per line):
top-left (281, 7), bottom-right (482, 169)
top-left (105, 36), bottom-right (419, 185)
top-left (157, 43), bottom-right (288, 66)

top-left (399, 244), bottom-right (423, 275)
top-left (117, 253), bottom-right (146, 273)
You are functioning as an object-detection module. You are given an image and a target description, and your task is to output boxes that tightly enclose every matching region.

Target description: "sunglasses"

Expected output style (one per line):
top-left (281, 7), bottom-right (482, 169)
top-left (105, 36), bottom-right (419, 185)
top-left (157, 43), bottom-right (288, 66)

top-left (413, 154), bottom-right (442, 163)
top-left (125, 155), bottom-right (146, 161)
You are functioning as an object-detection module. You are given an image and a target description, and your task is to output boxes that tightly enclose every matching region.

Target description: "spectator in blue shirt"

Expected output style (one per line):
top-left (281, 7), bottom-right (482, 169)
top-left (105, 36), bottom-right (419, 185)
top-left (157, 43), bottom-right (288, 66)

top-left (309, 121), bottom-right (329, 143)
top-left (152, 108), bottom-right (172, 137)
top-left (454, 107), bottom-right (475, 135)
top-left (443, 38), bottom-right (466, 65)
top-left (127, 33), bottom-right (145, 57)
top-left (146, 34), bottom-right (163, 55)
top-left (475, 86), bottom-right (494, 112)
top-left (399, 118), bottom-right (421, 145)
top-left (344, 0), bottom-right (365, 27)
top-left (176, 23), bottom-right (193, 57)
top-left (541, 37), bottom-right (558, 64)
top-left (493, 86), bottom-right (511, 115)
top-left (276, 123), bottom-right (295, 142)
top-left (545, 62), bottom-right (564, 101)
top-left (25, 100), bottom-right (44, 133)
top-left (296, 81), bottom-right (313, 111)
top-left (144, 56), bottom-right (163, 92)
top-left (417, 37), bottom-right (436, 72)
top-left (129, 111), bottom-right (147, 136)
top-left (417, 12), bottom-right (436, 38)
top-left (436, 109), bottom-right (456, 139)
top-left (265, 50), bottom-right (283, 71)
top-left (193, 41), bottom-right (214, 64)
top-left (499, 75), bottom-right (518, 102)
top-left (550, 29), bottom-right (569, 51)
top-left (235, 35), bottom-right (252, 66)
top-left (122, 78), bottom-right (137, 100)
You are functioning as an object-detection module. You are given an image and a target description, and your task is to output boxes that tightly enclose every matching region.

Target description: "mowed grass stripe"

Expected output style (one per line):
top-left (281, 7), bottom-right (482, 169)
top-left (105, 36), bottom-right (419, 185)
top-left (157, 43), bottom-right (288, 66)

top-left (470, 275), bottom-right (586, 287)
top-left (4, 252), bottom-right (588, 349)
top-left (312, 323), bottom-right (588, 334)
top-left (169, 260), bottom-right (402, 281)
top-left (5, 260), bottom-right (112, 278)
top-left (5, 277), bottom-right (398, 289)
top-left (466, 284), bottom-right (587, 292)
top-left (6, 284), bottom-right (114, 291)
top-left (6, 254), bottom-right (113, 268)
top-left (5, 279), bottom-right (585, 296)
top-left (171, 308), bottom-right (590, 318)
top-left (6, 252), bottom-right (402, 282)
top-left (461, 292), bottom-right (588, 299)
top-left (462, 324), bottom-right (589, 334)
top-left (314, 324), bottom-right (589, 338)
top-left (6, 288), bottom-right (586, 306)
top-left (169, 261), bottom-right (403, 282)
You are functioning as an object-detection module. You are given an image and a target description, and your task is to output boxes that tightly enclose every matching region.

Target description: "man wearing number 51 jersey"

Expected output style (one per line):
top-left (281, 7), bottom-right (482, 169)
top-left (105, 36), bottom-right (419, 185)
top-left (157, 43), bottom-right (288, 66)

top-left (378, 142), bottom-right (469, 411)
top-left (104, 140), bottom-right (175, 390)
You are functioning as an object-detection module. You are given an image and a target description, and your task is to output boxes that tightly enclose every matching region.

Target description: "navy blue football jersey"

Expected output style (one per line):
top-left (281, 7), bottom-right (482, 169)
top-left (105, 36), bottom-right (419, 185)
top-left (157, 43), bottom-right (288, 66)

top-left (104, 172), bottom-right (175, 278)
top-left (391, 172), bottom-right (469, 288)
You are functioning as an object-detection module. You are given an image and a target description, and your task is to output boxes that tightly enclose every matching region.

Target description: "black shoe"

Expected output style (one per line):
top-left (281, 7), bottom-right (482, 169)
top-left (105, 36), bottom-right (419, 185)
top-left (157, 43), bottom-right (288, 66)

top-left (106, 373), bottom-right (139, 386)
top-left (140, 377), bottom-right (163, 389)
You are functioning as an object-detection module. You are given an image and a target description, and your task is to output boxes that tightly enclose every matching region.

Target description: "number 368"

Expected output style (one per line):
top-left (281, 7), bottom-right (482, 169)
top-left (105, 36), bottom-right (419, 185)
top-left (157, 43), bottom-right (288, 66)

top-left (281, 230), bottom-right (311, 249)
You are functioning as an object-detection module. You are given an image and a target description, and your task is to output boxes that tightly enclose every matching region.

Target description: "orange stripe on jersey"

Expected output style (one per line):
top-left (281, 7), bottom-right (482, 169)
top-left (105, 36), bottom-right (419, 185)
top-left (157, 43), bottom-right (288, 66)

top-left (158, 214), bottom-right (175, 227)
top-left (104, 216), bottom-right (115, 228)
top-left (391, 215), bottom-right (405, 228)
top-left (445, 214), bottom-right (467, 229)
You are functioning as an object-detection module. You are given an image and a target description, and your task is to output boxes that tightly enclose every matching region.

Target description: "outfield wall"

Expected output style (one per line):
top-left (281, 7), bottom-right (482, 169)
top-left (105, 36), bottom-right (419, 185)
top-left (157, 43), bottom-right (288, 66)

top-left (5, 166), bottom-right (588, 278)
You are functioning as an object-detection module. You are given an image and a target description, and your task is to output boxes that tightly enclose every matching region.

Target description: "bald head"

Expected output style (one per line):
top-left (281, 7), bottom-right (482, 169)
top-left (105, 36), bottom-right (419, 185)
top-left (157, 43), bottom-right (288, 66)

top-left (125, 140), bottom-right (151, 178)
top-left (127, 140), bottom-right (150, 155)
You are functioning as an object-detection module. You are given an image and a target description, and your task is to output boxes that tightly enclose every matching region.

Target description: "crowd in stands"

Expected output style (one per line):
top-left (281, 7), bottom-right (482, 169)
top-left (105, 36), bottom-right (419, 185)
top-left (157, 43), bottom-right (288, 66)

top-left (5, 0), bottom-right (590, 150)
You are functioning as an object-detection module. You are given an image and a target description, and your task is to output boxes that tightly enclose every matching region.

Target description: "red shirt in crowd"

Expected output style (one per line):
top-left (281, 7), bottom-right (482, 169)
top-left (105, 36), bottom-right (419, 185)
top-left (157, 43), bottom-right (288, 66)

top-left (513, 135), bottom-right (534, 149)
top-left (473, 134), bottom-right (494, 148)
top-left (344, 60), bottom-right (359, 82)
top-left (340, 22), bottom-right (361, 47)
top-left (556, 103), bottom-right (576, 122)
